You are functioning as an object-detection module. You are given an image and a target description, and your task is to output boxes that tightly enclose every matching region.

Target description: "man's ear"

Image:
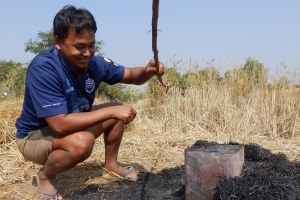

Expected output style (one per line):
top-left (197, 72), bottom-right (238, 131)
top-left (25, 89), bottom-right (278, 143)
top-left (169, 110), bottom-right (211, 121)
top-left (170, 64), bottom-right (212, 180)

top-left (54, 36), bottom-right (62, 50)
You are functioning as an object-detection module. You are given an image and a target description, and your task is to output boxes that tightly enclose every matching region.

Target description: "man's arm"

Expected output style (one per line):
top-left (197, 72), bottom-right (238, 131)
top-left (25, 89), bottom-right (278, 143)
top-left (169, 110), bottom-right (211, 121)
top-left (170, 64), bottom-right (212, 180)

top-left (45, 104), bottom-right (136, 137)
top-left (119, 59), bottom-right (164, 85)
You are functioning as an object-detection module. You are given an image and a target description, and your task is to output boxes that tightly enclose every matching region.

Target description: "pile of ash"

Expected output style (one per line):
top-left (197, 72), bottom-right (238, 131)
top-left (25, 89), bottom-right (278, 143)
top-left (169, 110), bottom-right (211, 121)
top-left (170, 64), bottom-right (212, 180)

top-left (212, 142), bottom-right (300, 200)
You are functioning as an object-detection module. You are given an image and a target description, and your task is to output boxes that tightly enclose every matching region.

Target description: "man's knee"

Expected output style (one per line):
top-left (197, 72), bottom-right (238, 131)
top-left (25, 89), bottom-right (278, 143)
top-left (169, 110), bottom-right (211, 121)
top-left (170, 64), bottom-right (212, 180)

top-left (64, 132), bottom-right (95, 161)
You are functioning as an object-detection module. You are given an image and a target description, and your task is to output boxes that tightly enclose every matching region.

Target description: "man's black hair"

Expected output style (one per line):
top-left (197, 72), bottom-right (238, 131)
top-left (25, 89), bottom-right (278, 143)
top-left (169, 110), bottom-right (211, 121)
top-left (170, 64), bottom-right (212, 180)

top-left (53, 5), bottom-right (97, 40)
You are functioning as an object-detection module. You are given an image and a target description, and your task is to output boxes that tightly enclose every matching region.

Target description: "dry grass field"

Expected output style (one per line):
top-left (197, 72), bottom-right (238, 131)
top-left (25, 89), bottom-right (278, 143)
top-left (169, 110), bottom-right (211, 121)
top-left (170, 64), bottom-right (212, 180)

top-left (1, 65), bottom-right (300, 199)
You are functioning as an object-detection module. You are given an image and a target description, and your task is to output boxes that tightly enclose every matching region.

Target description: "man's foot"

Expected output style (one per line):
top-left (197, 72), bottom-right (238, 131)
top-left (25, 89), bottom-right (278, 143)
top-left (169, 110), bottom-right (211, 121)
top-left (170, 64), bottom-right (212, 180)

top-left (102, 165), bottom-right (138, 180)
top-left (37, 170), bottom-right (63, 200)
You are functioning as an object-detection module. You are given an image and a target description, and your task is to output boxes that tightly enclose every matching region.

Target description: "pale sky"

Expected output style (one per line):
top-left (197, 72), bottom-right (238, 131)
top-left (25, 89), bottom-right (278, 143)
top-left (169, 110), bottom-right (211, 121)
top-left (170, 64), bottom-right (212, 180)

top-left (1, 0), bottom-right (300, 77)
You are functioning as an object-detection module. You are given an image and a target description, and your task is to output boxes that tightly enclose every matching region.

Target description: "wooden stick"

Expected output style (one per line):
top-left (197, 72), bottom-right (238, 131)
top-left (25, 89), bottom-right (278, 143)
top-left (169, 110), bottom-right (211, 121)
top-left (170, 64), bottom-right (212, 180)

top-left (152, 0), bottom-right (170, 93)
top-left (152, 0), bottom-right (159, 70)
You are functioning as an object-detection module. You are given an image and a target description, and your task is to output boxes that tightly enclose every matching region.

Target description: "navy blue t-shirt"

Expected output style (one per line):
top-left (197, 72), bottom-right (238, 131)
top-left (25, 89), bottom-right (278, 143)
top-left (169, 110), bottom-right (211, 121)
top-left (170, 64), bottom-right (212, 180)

top-left (15, 47), bottom-right (125, 139)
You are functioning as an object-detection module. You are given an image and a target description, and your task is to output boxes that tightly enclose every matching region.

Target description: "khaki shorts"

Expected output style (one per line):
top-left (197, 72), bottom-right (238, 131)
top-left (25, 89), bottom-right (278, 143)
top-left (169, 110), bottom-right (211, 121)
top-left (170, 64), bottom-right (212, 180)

top-left (15, 127), bottom-right (56, 165)
top-left (15, 103), bottom-right (118, 165)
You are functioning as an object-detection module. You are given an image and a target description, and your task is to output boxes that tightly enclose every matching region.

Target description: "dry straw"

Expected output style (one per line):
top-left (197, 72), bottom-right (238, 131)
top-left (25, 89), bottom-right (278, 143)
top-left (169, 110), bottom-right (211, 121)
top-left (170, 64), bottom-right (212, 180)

top-left (0, 60), bottom-right (300, 199)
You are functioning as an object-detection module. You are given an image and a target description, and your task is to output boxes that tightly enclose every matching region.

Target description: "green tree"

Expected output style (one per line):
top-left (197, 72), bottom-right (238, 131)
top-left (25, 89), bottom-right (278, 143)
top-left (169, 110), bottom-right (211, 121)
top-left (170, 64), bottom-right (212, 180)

top-left (124, 87), bottom-right (139, 104)
top-left (25, 29), bottom-right (55, 54)
top-left (146, 67), bottom-right (180, 98)
top-left (25, 29), bottom-right (104, 55)
top-left (224, 66), bottom-right (244, 83)
top-left (243, 57), bottom-right (267, 84)
top-left (180, 67), bottom-right (222, 90)
top-left (96, 82), bottom-right (126, 101)
top-left (199, 67), bottom-right (222, 83)
top-left (223, 58), bottom-right (268, 98)
top-left (0, 60), bottom-right (27, 98)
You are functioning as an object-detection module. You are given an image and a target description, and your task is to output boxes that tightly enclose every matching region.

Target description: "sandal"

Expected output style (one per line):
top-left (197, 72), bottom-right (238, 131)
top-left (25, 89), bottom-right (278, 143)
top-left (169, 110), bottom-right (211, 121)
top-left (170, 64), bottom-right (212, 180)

top-left (38, 188), bottom-right (59, 200)
top-left (121, 166), bottom-right (138, 180)
top-left (102, 166), bottom-right (138, 181)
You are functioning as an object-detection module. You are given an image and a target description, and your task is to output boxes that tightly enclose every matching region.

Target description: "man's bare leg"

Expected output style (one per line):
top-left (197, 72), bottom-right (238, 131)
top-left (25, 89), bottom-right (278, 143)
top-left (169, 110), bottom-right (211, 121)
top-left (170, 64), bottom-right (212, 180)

top-left (37, 103), bottom-right (136, 199)
top-left (93, 120), bottom-right (137, 177)
top-left (92, 103), bottom-right (137, 177)
top-left (37, 131), bottom-right (95, 200)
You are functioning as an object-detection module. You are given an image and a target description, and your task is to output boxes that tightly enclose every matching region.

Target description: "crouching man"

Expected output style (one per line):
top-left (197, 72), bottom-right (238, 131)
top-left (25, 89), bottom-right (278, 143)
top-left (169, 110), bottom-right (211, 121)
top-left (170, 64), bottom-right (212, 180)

top-left (15, 5), bottom-right (164, 200)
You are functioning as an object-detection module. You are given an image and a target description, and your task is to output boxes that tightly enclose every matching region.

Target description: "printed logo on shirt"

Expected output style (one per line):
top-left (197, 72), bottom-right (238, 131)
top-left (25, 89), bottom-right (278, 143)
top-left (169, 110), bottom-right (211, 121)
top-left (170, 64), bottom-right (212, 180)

top-left (104, 57), bottom-right (111, 62)
top-left (66, 79), bottom-right (74, 93)
top-left (77, 97), bottom-right (89, 112)
top-left (42, 102), bottom-right (61, 108)
top-left (72, 103), bottom-right (79, 112)
top-left (85, 78), bottom-right (95, 93)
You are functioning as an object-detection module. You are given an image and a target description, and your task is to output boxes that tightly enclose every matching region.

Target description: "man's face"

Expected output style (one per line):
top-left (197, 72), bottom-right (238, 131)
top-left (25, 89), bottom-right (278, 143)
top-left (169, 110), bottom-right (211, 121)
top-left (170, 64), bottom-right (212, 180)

top-left (55, 27), bottom-right (96, 70)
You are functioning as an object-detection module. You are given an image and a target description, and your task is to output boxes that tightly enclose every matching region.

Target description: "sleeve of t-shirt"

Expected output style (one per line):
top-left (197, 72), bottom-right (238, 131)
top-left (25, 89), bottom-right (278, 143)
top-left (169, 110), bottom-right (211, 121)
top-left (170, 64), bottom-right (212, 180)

top-left (93, 56), bottom-right (125, 85)
top-left (26, 63), bottom-right (68, 118)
